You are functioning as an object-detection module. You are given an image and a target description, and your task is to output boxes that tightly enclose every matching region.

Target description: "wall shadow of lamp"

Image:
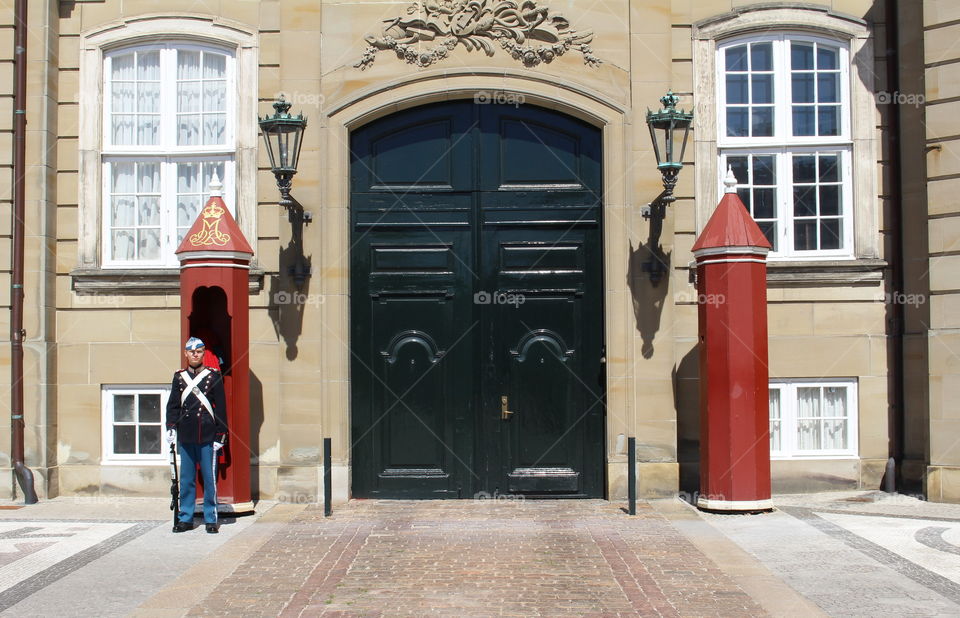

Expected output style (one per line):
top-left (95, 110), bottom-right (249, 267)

top-left (642, 91), bottom-right (693, 285)
top-left (259, 96), bottom-right (312, 287)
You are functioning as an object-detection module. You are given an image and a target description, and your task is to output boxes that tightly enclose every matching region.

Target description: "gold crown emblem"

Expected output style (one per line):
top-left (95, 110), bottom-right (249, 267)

top-left (202, 201), bottom-right (225, 219)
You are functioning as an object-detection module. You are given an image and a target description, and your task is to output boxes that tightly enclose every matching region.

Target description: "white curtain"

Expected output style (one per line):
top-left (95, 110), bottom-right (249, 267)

top-left (823, 386), bottom-right (847, 450)
top-left (111, 53), bottom-right (135, 145)
top-left (796, 387), bottom-right (821, 450)
top-left (769, 388), bottom-right (781, 451)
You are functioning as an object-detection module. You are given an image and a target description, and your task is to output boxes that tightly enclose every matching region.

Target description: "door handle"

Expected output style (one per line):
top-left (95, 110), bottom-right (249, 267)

top-left (501, 395), bottom-right (514, 420)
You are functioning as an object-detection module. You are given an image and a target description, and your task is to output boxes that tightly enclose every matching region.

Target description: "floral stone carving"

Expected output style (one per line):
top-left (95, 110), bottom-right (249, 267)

top-left (355, 0), bottom-right (601, 70)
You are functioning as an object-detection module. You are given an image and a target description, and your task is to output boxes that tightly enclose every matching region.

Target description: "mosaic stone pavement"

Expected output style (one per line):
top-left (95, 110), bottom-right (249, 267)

top-left (190, 500), bottom-right (765, 617)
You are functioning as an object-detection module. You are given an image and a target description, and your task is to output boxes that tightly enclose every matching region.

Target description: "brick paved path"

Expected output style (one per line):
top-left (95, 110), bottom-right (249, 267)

top-left (191, 500), bottom-right (764, 617)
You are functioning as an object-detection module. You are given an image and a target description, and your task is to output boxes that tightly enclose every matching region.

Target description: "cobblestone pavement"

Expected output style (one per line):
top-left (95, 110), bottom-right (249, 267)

top-left (190, 500), bottom-right (765, 617)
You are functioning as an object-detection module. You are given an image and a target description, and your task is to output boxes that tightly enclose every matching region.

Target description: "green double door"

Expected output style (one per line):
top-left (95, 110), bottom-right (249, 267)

top-left (350, 101), bottom-right (604, 498)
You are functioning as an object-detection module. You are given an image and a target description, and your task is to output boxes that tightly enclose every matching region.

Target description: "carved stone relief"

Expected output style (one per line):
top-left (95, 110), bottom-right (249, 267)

top-left (355, 0), bottom-right (601, 70)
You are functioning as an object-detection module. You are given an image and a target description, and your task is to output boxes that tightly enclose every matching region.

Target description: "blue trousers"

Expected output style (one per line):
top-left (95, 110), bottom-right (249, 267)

top-left (178, 442), bottom-right (218, 524)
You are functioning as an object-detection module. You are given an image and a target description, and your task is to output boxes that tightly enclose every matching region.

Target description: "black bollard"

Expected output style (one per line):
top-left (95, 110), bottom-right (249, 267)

top-left (324, 438), bottom-right (332, 517)
top-left (628, 437), bottom-right (636, 515)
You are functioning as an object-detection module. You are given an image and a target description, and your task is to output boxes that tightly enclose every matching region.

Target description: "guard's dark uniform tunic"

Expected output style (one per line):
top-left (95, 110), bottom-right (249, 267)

top-left (165, 367), bottom-right (227, 444)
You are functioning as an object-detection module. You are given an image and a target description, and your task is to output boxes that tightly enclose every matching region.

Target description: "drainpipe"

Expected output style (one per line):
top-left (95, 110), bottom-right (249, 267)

top-left (885, 0), bottom-right (904, 493)
top-left (11, 0), bottom-right (37, 504)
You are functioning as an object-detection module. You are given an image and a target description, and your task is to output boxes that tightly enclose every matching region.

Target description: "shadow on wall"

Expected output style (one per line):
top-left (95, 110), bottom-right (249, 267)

top-left (267, 207), bottom-right (313, 361)
top-left (248, 371), bottom-right (264, 501)
top-left (627, 240), bottom-right (670, 358)
top-left (674, 344), bottom-right (700, 496)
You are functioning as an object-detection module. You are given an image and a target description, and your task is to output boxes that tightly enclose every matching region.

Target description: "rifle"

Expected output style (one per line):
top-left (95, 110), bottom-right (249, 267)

top-left (169, 441), bottom-right (179, 525)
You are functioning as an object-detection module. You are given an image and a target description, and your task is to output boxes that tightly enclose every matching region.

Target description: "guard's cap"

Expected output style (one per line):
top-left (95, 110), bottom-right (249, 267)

top-left (184, 337), bottom-right (205, 351)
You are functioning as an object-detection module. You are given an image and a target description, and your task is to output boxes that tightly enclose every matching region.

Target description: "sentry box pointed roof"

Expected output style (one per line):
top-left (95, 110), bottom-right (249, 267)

top-left (175, 174), bottom-right (254, 258)
top-left (692, 167), bottom-right (772, 254)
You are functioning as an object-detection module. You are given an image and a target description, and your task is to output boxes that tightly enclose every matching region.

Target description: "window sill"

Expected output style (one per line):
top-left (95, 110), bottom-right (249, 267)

top-left (765, 258), bottom-right (886, 286)
top-left (690, 258), bottom-right (886, 287)
top-left (71, 267), bottom-right (265, 295)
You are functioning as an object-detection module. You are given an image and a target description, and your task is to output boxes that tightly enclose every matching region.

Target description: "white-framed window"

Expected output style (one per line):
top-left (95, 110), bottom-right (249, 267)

top-left (717, 34), bottom-right (853, 259)
top-left (102, 385), bottom-right (171, 464)
top-left (101, 42), bottom-right (236, 268)
top-left (769, 379), bottom-right (858, 459)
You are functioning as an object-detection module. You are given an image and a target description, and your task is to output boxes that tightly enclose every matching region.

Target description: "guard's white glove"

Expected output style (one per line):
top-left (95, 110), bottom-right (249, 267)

top-left (213, 441), bottom-right (224, 452)
top-left (165, 429), bottom-right (177, 446)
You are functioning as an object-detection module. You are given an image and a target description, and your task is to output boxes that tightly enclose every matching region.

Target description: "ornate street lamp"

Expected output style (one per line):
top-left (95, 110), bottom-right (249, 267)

top-left (645, 90), bottom-right (693, 204)
top-left (642, 91), bottom-right (693, 283)
top-left (259, 96), bottom-right (308, 212)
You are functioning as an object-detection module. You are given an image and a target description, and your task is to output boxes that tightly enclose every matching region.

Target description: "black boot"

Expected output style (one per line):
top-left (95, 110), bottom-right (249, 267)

top-left (172, 521), bottom-right (192, 533)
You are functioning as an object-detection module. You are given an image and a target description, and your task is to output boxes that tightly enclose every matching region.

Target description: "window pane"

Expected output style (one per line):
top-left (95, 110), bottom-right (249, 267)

top-left (139, 229), bottom-right (161, 260)
top-left (114, 426), bottom-right (136, 454)
top-left (798, 388), bottom-right (822, 417)
top-left (752, 75), bottom-right (773, 104)
top-left (769, 389), bottom-right (781, 451)
top-left (797, 420), bottom-right (821, 450)
top-left (752, 107), bottom-right (773, 136)
top-left (137, 81), bottom-right (160, 114)
top-left (820, 219), bottom-right (842, 250)
top-left (178, 195), bottom-right (202, 227)
top-left (137, 51), bottom-right (159, 80)
top-left (178, 81), bottom-right (201, 113)
top-left (793, 186), bottom-right (816, 217)
top-left (819, 155), bottom-right (839, 182)
top-left (111, 197), bottom-right (135, 227)
top-left (751, 43), bottom-right (772, 71)
top-left (178, 50), bottom-right (201, 80)
top-left (137, 163), bottom-right (159, 193)
top-left (203, 52), bottom-right (226, 79)
top-left (114, 394), bottom-right (135, 422)
top-left (817, 46), bottom-right (839, 70)
top-left (758, 222), bottom-right (777, 250)
top-left (139, 197), bottom-right (160, 226)
top-left (112, 53), bottom-right (135, 81)
top-left (818, 106), bottom-right (840, 136)
top-left (792, 42), bottom-right (814, 70)
top-left (203, 80), bottom-right (226, 113)
top-left (137, 116), bottom-right (159, 145)
top-left (819, 185), bottom-right (840, 216)
top-left (794, 220), bottom-right (816, 250)
top-left (753, 156), bottom-right (775, 185)
top-left (139, 426), bottom-right (162, 455)
top-left (112, 115), bottom-right (135, 145)
top-left (203, 114), bottom-right (226, 145)
top-left (179, 114), bottom-right (201, 146)
top-left (793, 106), bottom-right (816, 136)
top-left (754, 188), bottom-right (775, 219)
top-left (823, 419), bottom-right (846, 450)
top-left (111, 231), bottom-right (136, 260)
top-left (817, 73), bottom-right (839, 103)
top-left (792, 74), bottom-right (815, 103)
top-left (726, 45), bottom-right (748, 71)
top-left (140, 394), bottom-right (162, 422)
top-left (726, 108), bottom-right (749, 137)
top-left (793, 155), bottom-right (816, 184)
top-left (727, 156), bottom-right (748, 184)
top-left (112, 81), bottom-right (135, 113)
top-left (726, 75), bottom-right (749, 104)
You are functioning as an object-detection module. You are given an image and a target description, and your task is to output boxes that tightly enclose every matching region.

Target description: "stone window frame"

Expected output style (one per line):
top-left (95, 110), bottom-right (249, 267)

top-left (101, 384), bottom-right (171, 465)
top-left (769, 378), bottom-right (859, 459)
top-left (693, 6), bottom-right (883, 283)
top-left (74, 15), bottom-right (260, 292)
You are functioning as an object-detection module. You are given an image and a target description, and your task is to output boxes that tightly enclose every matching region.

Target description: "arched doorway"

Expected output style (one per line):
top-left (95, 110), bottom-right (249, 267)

top-left (350, 100), bottom-right (604, 498)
